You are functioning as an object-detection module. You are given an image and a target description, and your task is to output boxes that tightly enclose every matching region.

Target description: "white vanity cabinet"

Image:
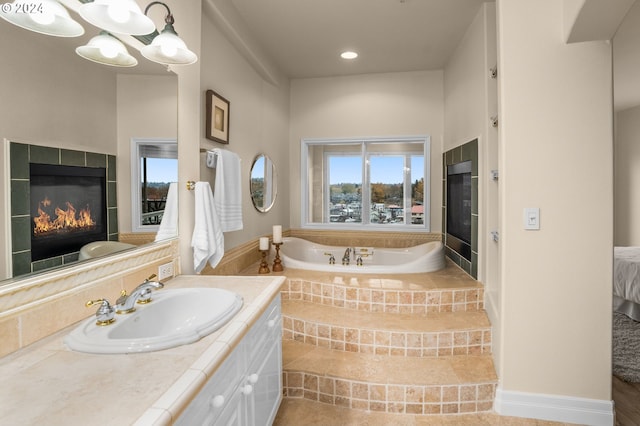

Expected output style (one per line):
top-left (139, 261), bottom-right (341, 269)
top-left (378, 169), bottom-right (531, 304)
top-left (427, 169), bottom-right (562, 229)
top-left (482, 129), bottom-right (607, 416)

top-left (176, 294), bottom-right (282, 426)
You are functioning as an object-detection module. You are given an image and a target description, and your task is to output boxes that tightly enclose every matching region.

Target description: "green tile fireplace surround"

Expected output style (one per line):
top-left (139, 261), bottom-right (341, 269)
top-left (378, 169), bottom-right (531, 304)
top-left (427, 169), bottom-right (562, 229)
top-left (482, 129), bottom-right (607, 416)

top-left (9, 142), bottom-right (118, 277)
top-left (443, 139), bottom-right (478, 279)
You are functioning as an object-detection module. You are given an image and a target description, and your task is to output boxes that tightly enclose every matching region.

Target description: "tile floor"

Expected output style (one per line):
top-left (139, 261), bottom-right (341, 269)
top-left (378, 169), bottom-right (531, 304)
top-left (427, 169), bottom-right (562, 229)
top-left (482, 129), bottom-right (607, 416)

top-left (273, 398), bottom-right (571, 425)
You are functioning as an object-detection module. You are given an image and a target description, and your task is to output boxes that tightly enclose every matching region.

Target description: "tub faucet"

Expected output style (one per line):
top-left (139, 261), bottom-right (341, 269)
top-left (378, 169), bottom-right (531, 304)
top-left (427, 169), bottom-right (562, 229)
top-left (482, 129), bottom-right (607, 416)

top-left (324, 252), bottom-right (335, 264)
top-left (342, 247), bottom-right (351, 265)
top-left (115, 275), bottom-right (164, 314)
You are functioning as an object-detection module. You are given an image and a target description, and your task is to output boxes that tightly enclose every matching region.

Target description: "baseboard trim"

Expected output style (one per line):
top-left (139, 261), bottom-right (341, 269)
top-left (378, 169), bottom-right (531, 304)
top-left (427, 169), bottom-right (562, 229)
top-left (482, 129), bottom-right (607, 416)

top-left (494, 387), bottom-right (614, 426)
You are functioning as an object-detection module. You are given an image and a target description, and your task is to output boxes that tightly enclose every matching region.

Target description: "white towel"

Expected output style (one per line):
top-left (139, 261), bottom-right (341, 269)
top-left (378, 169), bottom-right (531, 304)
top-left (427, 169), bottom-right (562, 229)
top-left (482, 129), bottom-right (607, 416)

top-left (191, 181), bottom-right (224, 272)
top-left (155, 182), bottom-right (178, 241)
top-left (212, 148), bottom-right (243, 232)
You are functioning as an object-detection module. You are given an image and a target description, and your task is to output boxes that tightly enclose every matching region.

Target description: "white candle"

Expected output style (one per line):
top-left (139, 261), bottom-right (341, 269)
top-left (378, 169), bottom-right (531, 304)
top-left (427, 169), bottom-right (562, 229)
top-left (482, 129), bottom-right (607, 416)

top-left (259, 237), bottom-right (270, 250)
top-left (272, 225), bottom-right (283, 243)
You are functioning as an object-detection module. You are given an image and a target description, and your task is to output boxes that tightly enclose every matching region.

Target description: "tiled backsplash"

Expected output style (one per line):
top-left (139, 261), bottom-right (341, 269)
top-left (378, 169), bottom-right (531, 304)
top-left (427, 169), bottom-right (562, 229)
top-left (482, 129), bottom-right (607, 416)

top-left (289, 229), bottom-right (441, 248)
top-left (9, 142), bottom-right (118, 277)
top-left (0, 239), bottom-right (178, 358)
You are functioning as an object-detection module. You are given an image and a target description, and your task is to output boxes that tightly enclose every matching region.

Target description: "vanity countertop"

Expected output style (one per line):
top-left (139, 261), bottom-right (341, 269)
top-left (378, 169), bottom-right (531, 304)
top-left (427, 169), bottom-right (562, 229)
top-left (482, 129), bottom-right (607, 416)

top-left (0, 275), bottom-right (285, 426)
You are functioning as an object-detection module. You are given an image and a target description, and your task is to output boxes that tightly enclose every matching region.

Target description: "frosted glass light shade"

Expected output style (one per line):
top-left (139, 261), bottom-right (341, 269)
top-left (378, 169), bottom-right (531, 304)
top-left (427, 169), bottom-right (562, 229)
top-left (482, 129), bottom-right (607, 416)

top-left (79, 0), bottom-right (155, 36)
top-left (76, 32), bottom-right (137, 67)
top-left (0, 0), bottom-right (84, 37)
top-left (141, 28), bottom-right (197, 65)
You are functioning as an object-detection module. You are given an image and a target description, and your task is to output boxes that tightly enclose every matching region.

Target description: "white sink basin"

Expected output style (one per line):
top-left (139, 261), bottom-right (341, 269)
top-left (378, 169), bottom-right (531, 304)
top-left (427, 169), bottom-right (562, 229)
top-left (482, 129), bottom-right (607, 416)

top-left (64, 288), bottom-right (243, 354)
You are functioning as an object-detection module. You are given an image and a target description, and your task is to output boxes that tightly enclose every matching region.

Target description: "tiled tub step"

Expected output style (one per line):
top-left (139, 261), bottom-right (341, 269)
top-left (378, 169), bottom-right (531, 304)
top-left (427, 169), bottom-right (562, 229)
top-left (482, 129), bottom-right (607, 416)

top-left (282, 300), bottom-right (492, 357)
top-left (281, 271), bottom-right (484, 313)
top-left (274, 398), bottom-right (505, 425)
top-left (282, 340), bottom-right (497, 415)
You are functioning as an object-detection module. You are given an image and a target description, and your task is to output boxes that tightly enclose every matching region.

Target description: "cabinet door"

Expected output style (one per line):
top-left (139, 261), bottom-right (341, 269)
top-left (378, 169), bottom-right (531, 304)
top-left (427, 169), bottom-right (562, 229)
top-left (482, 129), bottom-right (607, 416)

top-left (244, 296), bottom-right (281, 363)
top-left (246, 337), bottom-right (282, 426)
top-left (214, 388), bottom-right (244, 426)
top-left (175, 294), bottom-right (282, 426)
top-left (175, 347), bottom-right (243, 426)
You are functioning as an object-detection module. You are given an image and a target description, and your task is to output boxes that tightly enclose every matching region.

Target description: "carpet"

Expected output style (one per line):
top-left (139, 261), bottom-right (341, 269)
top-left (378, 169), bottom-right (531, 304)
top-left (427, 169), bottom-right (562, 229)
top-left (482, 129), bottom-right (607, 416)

top-left (613, 312), bottom-right (640, 383)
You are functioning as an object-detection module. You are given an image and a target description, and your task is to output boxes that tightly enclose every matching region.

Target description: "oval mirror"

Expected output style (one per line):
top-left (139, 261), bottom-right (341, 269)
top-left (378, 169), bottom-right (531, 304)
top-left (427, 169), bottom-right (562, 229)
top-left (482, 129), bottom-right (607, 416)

top-left (250, 154), bottom-right (277, 212)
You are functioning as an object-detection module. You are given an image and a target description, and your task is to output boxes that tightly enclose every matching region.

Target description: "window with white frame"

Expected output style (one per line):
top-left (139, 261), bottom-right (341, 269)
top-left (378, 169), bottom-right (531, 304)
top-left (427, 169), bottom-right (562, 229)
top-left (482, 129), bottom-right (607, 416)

top-left (301, 136), bottom-right (429, 230)
top-left (131, 138), bottom-right (178, 233)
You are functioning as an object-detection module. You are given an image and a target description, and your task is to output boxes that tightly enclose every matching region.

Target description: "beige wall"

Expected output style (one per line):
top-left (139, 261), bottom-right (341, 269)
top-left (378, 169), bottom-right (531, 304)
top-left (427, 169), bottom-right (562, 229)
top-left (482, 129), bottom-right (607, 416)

top-left (497, 0), bottom-right (612, 401)
top-left (615, 105), bottom-right (640, 245)
top-left (189, 11), bottom-right (290, 273)
top-left (116, 74), bottom-right (178, 234)
top-left (289, 71), bottom-right (444, 232)
top-left (444, 4), bottom-right (492, 153)
top-left (0, 23), bottom-right (117, 153)
top-left (613, 1), bottom-right (640, 246)
top-left (173, 1), bottom-right (202, 275)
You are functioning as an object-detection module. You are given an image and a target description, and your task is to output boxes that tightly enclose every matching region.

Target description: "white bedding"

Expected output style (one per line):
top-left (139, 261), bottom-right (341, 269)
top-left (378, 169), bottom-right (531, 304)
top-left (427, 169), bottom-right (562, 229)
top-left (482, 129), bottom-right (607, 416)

top-left (614, 247), bottom-right (640, 304)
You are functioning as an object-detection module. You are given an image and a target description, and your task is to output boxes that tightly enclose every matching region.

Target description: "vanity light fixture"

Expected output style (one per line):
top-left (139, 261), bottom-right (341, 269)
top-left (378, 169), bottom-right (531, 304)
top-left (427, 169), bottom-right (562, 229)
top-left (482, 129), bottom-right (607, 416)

top-left (0, 0), bottom-right (84, 37)
top-left (140, 1), bottom-right (197, 65)
top-left (76, 31), bottom-right (138, 67)
top-left (78, 0), bottom-right (155, 36)
top-left (340, 51), bottom-right (358, 60)
top-left (1, 0), bottom-right (196, 67)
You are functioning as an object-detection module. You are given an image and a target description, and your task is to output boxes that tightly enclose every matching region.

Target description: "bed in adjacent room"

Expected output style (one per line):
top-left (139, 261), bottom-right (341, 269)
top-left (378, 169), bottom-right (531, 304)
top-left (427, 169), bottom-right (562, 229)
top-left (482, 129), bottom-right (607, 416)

top-left (613, 247), bottom-right (640, 383)
top-left (614, 247), bottom-right (640, 321)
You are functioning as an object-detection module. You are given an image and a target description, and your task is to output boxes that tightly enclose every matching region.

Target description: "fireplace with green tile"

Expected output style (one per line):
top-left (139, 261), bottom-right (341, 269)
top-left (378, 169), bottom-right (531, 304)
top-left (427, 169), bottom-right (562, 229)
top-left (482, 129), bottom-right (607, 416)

top-left (443, 139), bottom-right (478, 279)
top-left (9, 142), bottom-right (118, 277)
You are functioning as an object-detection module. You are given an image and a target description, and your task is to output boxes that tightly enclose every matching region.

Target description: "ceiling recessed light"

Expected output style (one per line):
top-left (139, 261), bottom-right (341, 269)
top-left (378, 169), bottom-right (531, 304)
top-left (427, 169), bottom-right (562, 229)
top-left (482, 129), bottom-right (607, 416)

top-left (341, 51), bottom-right (358, 60)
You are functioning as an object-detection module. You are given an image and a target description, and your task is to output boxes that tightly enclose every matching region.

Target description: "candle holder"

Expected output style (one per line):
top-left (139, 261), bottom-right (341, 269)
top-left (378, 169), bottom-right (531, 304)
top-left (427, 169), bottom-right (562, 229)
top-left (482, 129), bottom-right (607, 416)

top-left (258, 249), bottom-right (270, 274)
top-left (272, 242), bottom-right (284, 272)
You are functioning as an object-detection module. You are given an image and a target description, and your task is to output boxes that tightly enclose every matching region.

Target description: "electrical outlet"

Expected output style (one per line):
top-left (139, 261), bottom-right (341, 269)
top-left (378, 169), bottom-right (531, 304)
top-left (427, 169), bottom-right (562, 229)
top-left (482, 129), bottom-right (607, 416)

top-left (158, 262), bottom-right (174, 280)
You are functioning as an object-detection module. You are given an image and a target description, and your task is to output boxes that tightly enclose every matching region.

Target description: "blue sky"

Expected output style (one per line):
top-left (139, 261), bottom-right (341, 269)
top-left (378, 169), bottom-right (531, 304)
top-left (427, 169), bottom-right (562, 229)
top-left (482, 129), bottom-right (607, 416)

top-left (251, 156), bottom-right (264, 179)
top-left (329, 156), bottom-right (424, 184)
top-left (144, 158), bottom-right (178, 183)
top-left (144, 156), bottom-right (424, 185)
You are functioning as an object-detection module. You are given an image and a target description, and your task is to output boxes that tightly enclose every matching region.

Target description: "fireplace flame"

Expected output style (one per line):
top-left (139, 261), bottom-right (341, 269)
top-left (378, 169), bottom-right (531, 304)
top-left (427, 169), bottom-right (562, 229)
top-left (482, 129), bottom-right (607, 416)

top-left (33, 197), bottom-right (96, 236)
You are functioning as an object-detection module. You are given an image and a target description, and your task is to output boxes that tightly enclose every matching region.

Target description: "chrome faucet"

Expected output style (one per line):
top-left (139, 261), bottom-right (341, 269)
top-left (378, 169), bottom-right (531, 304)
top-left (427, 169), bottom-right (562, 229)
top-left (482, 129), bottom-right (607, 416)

top-left (86, 298), bottom-right (116, 326)
top-left (115, 275), bottom-right (164, 314)
top-left (342, 247), bottom-right (351, 265)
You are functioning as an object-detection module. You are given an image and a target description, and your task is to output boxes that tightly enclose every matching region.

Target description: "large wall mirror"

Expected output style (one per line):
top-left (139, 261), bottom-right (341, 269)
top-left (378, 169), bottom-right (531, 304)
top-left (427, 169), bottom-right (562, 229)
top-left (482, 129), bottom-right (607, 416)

top-left (0, 15), bottom-right (178, 283)
top-left (250, 154), bottom-right (277, 212)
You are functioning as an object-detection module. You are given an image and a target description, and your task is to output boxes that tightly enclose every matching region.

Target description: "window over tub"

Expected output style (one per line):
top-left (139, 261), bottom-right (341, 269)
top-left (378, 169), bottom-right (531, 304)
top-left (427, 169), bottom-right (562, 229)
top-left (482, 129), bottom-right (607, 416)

top-left (301, 136), bottom-right (430, 231)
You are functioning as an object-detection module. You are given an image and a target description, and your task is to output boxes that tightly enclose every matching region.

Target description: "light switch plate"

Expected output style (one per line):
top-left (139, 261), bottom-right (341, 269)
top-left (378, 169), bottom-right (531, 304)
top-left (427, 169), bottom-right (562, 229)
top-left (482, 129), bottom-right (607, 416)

top-left (524, 208), bottom-right (540, 230)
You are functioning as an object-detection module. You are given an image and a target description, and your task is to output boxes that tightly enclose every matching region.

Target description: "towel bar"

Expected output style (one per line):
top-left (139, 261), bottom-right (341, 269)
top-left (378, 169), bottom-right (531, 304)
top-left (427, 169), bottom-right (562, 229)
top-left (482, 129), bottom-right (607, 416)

top-left (186, 181), bottom-right (196, 191)
top-left (200, 148), bottom-right (218, 168)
